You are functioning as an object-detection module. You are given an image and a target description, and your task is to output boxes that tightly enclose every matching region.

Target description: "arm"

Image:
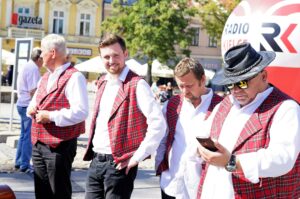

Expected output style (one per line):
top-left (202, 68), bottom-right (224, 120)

top-left (238, 100), bottom-right (300, 183)
top-left (198, 100), bottom-right (300, 183)
top-left (123, 79), bottom-right (167, 174)
top-left (37, 72), bottom-right (89, 126)
top-left (154, 102), bottom-right (169, 171)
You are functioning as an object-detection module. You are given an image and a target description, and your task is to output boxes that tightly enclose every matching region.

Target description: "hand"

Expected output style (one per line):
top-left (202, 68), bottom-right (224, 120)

top-left (116, 158), bottom-right (138, 175)
top-left (35, 110), bottom-right (51, 124)
top-left (197, 140), bottom-right (231, 168)
top-left (27, 106), bottom-right (37, 118)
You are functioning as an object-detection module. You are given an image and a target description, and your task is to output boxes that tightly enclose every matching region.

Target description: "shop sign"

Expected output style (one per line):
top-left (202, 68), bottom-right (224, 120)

top-left (11, 13), bottom-right (42, 29)
top-left (68, 48), bottom-right (92, 56)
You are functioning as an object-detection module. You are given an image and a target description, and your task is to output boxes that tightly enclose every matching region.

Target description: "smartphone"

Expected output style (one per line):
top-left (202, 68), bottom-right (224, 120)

top-left (196, 137), bottom-right (218, 152)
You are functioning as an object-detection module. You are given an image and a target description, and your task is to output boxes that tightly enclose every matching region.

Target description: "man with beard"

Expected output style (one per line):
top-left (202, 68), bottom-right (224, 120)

top-left (155, 58), bottom-right (222, 198)
top-left (83, 34), bottom-right (166, 199)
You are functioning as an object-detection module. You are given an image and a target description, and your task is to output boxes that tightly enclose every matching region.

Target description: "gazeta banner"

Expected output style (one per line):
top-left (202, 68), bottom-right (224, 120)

top-left (222, 0), bottom-right (300, 103)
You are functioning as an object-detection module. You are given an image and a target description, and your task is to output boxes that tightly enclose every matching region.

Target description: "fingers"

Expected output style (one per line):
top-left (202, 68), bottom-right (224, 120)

top-left (27, 106), bottom-right (37, 117)
top-left (214, 141), bottom-right (225, 153)
top-left (125, 166), bottom-right (131, 175)
top-left (36, 110), bottom-right (50, 123)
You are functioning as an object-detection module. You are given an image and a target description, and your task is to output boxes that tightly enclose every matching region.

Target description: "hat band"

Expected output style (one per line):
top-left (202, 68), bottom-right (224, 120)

top-left (224, 55), bottom-right (262, 77)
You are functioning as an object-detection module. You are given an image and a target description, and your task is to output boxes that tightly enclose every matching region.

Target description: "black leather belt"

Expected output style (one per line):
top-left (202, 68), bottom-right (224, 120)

top-left (93, 153), bottom-right (114, 162)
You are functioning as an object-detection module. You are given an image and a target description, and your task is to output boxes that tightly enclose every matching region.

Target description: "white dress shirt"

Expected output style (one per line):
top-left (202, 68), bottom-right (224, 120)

top-left (92, 66), bottom-right (167, 162)
top-left (200, 87), bottom-right (300, 199)
top-left (28, 63), bottom-right (89, 126)
top-left (156, 89), bottom-right (215, 198)
top-left (17, 60), bottom-right (41, 107)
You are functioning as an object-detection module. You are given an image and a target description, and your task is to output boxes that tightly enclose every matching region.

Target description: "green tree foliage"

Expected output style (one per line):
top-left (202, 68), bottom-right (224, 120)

top-left (100, 0), bottom-right (197, 84)
top-left (195, 0), bottom-right (241, 44)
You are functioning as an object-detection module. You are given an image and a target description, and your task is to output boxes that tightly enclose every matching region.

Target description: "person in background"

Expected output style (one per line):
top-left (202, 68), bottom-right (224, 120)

top-left (166, 81), bottom-right (173, 99)
top-left (15, 47), bottom-right (43, 173)
top-left (155, 57), bottom-right (222, 199)
top-left (6, 65), bottom-right (14, 86)
top-left (151, 81), bottom-right (160, 101)
top-left (197, 43), bottom-right (300, 198)
top-left (159, 84), bottom-right (169, 103)
top-left (27, 34), bottom-right (89, 199)
top-left (83, 34), bottom-right (166, 199)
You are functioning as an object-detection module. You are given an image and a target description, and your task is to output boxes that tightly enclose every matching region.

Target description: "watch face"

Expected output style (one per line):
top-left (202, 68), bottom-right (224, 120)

top-left (226, 164), bottom-right (236, 172)
top-left (226, 154), bottom-right (236, 172)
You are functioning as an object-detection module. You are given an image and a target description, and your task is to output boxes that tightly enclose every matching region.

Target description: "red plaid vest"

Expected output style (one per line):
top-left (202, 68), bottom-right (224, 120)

top-left (31, 66), bottom-right (85, 148)
top-left (197, 87), bottom-right (300, 199)
top-left (156, 93), bottom-right (223, 175)
top-left (83, 70), bottom-right (148, 164)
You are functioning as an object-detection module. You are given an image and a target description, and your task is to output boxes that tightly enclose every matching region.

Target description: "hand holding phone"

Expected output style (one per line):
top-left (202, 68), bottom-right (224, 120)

top-left (196, 137), bottom-right (218, 152)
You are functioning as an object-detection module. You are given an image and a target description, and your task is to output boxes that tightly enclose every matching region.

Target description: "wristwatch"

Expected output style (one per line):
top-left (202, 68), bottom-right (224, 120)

top-left (225, 154), bottom-right (237, 172)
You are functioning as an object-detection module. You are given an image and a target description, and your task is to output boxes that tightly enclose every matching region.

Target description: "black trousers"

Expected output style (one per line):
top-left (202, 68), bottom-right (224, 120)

top-left (32, 138), bottom-right (77, 199)
top-left (85, 153), bottom-right (138, 199)
top-left (161, 189), bottom-right (176, 199)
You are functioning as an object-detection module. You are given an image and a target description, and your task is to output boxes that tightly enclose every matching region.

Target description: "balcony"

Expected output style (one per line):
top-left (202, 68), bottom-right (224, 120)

top-left (7, 27), bottom-right (45, 40)
top-left (66, 35), bottom-right (99, 45)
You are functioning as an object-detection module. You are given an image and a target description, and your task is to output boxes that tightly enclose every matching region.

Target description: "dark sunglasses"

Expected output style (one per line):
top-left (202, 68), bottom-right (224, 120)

top-left (226, 80), bottom-right (249, 90)
top-left (226, 72), bottom-right (261, 90)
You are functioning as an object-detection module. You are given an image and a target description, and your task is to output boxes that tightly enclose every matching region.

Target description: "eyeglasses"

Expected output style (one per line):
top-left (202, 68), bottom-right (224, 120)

top-left (226, 72), bottom-right (261, 90)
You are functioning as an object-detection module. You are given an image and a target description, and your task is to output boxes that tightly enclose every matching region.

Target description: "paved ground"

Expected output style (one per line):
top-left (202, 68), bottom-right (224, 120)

top-left (0, 86), bottom-right (161, 198)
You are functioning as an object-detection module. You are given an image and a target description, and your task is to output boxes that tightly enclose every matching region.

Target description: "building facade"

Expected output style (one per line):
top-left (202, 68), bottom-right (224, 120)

top-left (0, 0), bottom-right (221, 72)
top-left (1, 0), bottom-right (101, 65)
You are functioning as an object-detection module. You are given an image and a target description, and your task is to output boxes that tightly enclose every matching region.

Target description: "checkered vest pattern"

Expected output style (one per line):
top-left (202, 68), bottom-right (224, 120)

top-left (156, 93), bottom-right (223, 175)
top-left (31, 66), bottom-right (85, 148)
top-left (83, 70), bottom-right (148, 164)
top-left (197, 87), bottom-right (300, 199)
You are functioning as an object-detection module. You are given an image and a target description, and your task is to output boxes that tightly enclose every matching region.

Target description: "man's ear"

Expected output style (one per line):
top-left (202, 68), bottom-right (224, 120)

top-left (124, 50), bottom-right (128, 58)
top-left (262, 70), bottom-right (268, 82)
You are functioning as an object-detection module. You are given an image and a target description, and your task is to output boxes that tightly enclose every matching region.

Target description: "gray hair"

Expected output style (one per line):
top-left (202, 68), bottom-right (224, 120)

top-left (31, 47), bottom-right (42, 62)
top-left (41, 34), bottom-right (66, 56)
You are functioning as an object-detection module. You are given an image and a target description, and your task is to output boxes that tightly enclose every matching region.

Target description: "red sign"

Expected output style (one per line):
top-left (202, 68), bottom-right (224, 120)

top-left (222, 0), bottom-right (300, 103)
top-left (11, 13), bottom-right (42, 29)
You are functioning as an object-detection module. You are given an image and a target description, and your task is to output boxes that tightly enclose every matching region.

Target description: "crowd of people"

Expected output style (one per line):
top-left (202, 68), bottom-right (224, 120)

top-left (12, 33), bottom-right (300, 199)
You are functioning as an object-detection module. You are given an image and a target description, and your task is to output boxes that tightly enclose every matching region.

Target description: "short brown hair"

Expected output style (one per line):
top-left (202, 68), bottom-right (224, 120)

top-left (98, 34), bottom-right (126, 54)
top-left (174, 57), bottom-right (204, 80)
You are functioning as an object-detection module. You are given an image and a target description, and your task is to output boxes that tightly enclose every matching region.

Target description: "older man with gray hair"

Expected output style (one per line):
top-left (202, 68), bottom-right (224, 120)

top-left (27, 34), bottom-right (89, 199)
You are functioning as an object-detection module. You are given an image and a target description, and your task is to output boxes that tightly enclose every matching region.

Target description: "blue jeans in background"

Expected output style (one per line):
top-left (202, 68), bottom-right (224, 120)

top-left (15, 106), bottom-right (32, 170)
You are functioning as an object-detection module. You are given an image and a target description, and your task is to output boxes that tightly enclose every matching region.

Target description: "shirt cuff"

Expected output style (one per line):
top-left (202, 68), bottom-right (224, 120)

top-left (238, 152), bottom-right (260, 183)
top-left (131, 149), bottom-right (149, 163)
top-left (49, 111), bottom-right (56, 123)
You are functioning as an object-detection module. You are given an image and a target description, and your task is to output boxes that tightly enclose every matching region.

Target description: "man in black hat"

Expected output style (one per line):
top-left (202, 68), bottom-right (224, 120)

top-left (196, 42), bottom-right (300, 199)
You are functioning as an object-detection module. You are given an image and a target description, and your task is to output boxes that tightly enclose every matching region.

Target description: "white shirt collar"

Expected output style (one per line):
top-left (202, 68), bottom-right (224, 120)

top-left (47, 62), bottom-right (71, 75)
top-left (183, 88), bottom-right (213, 110)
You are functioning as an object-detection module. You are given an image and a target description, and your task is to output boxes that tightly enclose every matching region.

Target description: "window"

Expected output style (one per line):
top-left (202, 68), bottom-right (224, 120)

top-left (79, 13), bottom-right (91, 36)
top-left (52, 11), bottom-right (64, 34)
top-left (208, 36), bottom-right (217, 48)
top-left (104, 0), bottom-right (137, 5)
top-left (17, 7), bottom-right (30, 16)
top-left (190, 27), bottom-right (200, 46)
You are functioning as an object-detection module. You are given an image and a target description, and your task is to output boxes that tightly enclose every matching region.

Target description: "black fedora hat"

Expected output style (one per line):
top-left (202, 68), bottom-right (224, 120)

top-left (212, 42), bottom-right (276, 85)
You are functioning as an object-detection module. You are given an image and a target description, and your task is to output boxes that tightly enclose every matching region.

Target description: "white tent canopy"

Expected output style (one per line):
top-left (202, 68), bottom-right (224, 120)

top-left (75, 57), bottom-right (174, 78)
top-left (75, 57), bottom-right (145, 75)
top-left (1, 49), bottom-right (15, 65)
top-left (142, 59), bottom-right (174, 78)
top-left (75, 56), bottom-right (106, 73)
